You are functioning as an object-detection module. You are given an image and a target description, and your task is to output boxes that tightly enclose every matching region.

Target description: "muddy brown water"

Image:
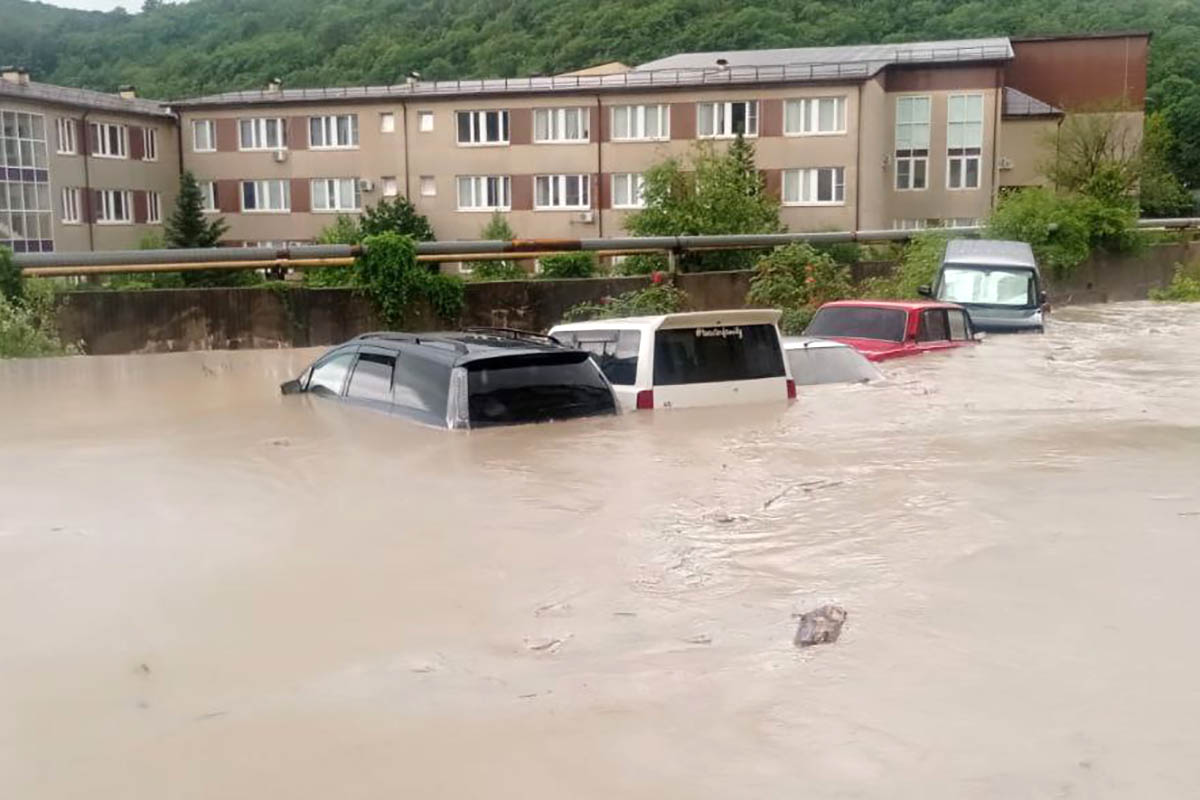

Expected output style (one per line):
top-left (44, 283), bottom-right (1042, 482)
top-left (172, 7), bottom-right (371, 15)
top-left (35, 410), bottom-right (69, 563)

top-left (3, 302), bottom-right (1200, 798)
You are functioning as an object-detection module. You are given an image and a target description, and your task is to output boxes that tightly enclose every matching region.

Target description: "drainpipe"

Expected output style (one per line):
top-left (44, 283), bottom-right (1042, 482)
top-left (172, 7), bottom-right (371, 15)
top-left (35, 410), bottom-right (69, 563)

top-left (172, 106), bottom-right (184, 175)
top-left (853, 83), bottom-right (862, 233)
top-left (595, 95), bottom-right (603, 238)
top-left (81, 110), bottom-right (95, 252)
top-left (990, 68), bottom-right (1002, 213)
top-left (401, 100), bottom-right (411, 201)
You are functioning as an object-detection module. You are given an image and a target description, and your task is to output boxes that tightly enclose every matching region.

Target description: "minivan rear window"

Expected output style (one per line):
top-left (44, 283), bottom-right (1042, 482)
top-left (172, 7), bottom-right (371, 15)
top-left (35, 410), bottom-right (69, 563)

top-left (466, 353), bottom-right (616, 427)
top-left (805, 307), bottom-right (907, 342)
top-left (652, 324), bottom-right (785, 386)
top-left (555, 329), bottom-right (641, 385)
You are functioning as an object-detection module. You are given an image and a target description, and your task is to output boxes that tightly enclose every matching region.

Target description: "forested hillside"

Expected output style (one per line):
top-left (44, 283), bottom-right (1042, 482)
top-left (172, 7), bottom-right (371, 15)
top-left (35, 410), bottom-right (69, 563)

top-left (1, 0), bottom-right (1198, 186)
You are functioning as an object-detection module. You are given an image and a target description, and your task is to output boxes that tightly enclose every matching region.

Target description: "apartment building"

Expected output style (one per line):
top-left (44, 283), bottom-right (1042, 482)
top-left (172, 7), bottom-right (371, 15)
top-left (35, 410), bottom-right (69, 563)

top-left (0, 67), bottom-right (179, 253)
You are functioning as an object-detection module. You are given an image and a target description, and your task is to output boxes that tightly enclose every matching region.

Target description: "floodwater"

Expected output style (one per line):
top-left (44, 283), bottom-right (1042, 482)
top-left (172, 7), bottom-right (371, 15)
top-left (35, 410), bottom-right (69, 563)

top-left (3, 302), bottom-right (1200, 798)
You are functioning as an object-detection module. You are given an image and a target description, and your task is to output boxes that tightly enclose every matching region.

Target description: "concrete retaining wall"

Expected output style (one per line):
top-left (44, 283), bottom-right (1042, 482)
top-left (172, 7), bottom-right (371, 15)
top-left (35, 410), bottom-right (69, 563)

top-left (55, 243), bottom-right (1198, 355)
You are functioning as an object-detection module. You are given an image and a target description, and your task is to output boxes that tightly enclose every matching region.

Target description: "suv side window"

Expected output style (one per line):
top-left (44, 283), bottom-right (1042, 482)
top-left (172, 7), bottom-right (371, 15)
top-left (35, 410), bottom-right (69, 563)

top-left (346, 352), bottom-right (396, 403)
top-left (308, 352), bottom-right (356, 396)
top-left (947, 309), bottom-right (970, 341)
top-left (558, 329), bottom-right (641, 385)
top-left (393, 353), bottom-right (451, 417)
top-left (916, 310), bottom-right (950, 342)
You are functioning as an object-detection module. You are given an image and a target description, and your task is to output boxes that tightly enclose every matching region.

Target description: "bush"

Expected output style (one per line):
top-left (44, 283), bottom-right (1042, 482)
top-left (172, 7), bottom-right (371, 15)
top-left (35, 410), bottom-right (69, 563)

top-left (746, 243), bottom-right (852, 333)
top-left (355, 232), bottom-right (463, 326)
top-left (561, 279), bottom-right (686, 322)
top-left (860, 231), bottom-right (948, 299)
top-left (0, 277), bottom-right (75, 358)
top-left (467, 212), bottom-right (524, 280)
top-left (0, 245), bottom-right (23, 304)
top-left (985, 189), bottom-right (1092, 279)
top-left (1150, 261), bottom-right (1200, 301)
top-left (538, 252), bottom-right (596, 279)
top-left (613, 253), bottom-right (667, 276)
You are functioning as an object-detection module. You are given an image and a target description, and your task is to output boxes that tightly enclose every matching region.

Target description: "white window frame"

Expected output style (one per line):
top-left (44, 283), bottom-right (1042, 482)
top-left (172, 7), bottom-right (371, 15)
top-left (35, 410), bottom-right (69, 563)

top-left (784, 97), bottom-right (847, 136)
top-left (894, 95), bottom-right (931, 191)
top-left (533, 107), bottom-right (590, 143)
top-left (419, 176), bottom-right (436, 197)
top-left (192, 120), bottom-right (216, 152)
top-left (90, 122), bottom-right (128, 158)
top-left (55, 118), bottom-right (77, 155)
top-left (96, 189), bottom-right (133, 224)
top-left (309, 114), bottom-right (359, 149)
top-left (697, 101), bottom-right (758, 139)
top-left (146, 190), bottom-right (162, 223)
top-left (534, 174), bottom-right (590, 210)
top-left (610, 173), bottom-right (645, 209)
top-left (238, 117), bottom-right (287, 151)
top-left (456, 109), bottom-right (509, 146)
top-left (610, 104), bottom-right (669, 141)
top-left (946, 93), bottom-right (984, 191)
top-left (782, 167), bottom-right (846, 206)
top-left (379, 112), bottom-right (396, 133)
top-left (142, 128), bottom-right (158, 161)
top-left (456, 175), bottom-right (511, 211)
top-left (61, 187), bottom-right (81, 224)
top-left (382, 176), bottom-right (399, 197)
top-left (240, 179), bottom-right (290, 213)
top-left (417, 111), bottom-right (434, 132)
top-left (310, 178), bottom-right (362, 213)
top-left (199, 180), bottom-right (217, 212)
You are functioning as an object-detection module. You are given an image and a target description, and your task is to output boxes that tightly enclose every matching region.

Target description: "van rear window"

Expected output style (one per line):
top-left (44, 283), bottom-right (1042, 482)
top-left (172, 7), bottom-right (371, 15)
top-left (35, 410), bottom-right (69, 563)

top-left (652, 324), bottom-right (785, 386)
top-left (467, 353), bottom-right (617, 427)
top-left (555, 329), bottom-right (641, 385)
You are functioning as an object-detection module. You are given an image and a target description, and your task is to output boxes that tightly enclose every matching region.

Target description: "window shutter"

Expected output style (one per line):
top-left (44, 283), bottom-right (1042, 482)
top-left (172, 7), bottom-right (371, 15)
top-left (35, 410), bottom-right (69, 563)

top-left (216, 179), bottom-right (240, 212)
top-left (670, 103), bottom-right (695, 140)
top-left (129, 126), bottom-right (145, 160)
top-left (590, 106), bottom-right (602, 143)
top-left (760, 100), bottom-right (783, 137)
top-left (215, 118), bottom-right (238, 152)
top-left (597, 173), bottom-right (611, 210)
top-left (762, 169), bottom-right (782, 199)
top-left (508, 109), bottom-right (531, 145)
top-left (510, 175), bottom-right (533, 210)
top-left (133, 190), bottom-right (148, 223)
top-left (288, 117), bottom-right (308, 150)
top-left (290, 178), bottom-right (311, 213)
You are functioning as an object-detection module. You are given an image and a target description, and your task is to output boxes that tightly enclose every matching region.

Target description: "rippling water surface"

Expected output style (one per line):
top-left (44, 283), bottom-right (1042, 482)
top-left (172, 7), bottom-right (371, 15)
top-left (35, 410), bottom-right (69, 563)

top-left (3, 302), bottom-right (1200, 798)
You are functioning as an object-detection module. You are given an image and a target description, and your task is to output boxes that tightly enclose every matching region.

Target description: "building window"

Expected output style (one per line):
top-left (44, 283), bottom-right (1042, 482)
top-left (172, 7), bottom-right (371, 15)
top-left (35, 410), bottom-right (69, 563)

top-left (238, 117), bottom-right (286, 150)
top-left (417, 111), bottom-right (434, 132)
top-left (784, 97), bottom-right (846, 135)
top-left (146, 190), bottom-right (162, 223)
top-left (309, 115), bottom-right (359, 149)
top-left (456, 110), bottom-right (509, 145)
top-left (697, 101), bottom-right (758, 138)
top-left (610, 104), bottom-right (668, 141)
top-left (533, 107), bottom-right (589, 143)
top-left (893, 218), bottom-right (935, 230)
top-left (534, 174), bottom-right (590, 210)
top-left (419, 176), bottom-right (437, 197)
top-left (382, 176), bottom-right (399, 197)
top-left (944, 217), bottom-right (979, 228)
top-left (97, 189), bottom-right (133, 224)
top-left (142, 128), bottom-right (158, 161)
top-left (61, 187), bottom-right (80, 224)
top-left (90, 122), bottom-right (128, 158)
top-left (782, 167), bottom-right (845, 205)
top-left (611, 173), bottom-right (645, 208)
top-left (192, 120), bottom-right (216, 152)
top-left (311, 178), bottom-right (361, 212)
top-left (380, 112), bottom-right (395, 133)
top-left (199, 181), bottom-right (217, 212)
top-left (240, 179), bottom-right (290, 212)
top-left (0, 110), bottom-right (53, 252)
top-left (457, 175), bottom-right (511, 211)
top-left (895, 96), bottom-right (930, 191)
top-left (55, 118), bottom-right (77, 154)
top-left (947, 94), bottom-right (984, 190)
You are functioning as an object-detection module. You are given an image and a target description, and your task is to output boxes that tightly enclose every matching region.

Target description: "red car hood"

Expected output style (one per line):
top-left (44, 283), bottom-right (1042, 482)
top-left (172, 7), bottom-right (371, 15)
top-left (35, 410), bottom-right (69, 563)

top-left (822, 337), bottom-right (909, 361)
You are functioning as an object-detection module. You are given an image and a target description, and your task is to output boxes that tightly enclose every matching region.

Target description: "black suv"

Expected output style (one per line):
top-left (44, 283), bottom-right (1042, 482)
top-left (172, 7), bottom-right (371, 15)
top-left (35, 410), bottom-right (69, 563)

top-left (281, 329), bottom-right (620, 428)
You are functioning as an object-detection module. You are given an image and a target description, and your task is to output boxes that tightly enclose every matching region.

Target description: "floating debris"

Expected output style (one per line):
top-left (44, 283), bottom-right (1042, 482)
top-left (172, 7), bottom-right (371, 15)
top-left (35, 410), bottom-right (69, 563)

top-left (793, 605), bottom-right (847, 648)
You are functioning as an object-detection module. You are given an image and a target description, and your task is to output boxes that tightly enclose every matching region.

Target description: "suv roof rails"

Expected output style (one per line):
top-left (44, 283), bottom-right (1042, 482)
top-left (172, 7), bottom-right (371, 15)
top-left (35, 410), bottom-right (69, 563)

top-left (463, 326), bottom-right (563, 346)
top-left (355, 331), bottom-right (471, 353)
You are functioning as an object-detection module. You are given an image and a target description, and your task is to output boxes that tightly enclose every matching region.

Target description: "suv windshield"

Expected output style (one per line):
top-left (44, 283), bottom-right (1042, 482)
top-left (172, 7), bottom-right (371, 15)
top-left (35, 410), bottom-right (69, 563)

top-left (652, 324), bottom-right (785, 385)
top-left (805, 307), bottom-right (907, 342)
top-left (938, 266), bottom-right (1034, 307)
top-left (466, 353), bottom-right (616, 427)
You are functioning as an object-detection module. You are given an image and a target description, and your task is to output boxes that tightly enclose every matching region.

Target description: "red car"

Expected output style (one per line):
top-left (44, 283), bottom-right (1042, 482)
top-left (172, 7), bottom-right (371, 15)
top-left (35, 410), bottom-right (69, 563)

top-left (803, 300), bottom-right (978, 362)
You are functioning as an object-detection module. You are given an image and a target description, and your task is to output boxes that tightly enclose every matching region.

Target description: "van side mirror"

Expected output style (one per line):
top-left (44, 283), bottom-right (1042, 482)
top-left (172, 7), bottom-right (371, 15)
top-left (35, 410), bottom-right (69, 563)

top-left (917, 285), bottom-right (933, 298)
top-left (280, 378), bottom-right (304, 395)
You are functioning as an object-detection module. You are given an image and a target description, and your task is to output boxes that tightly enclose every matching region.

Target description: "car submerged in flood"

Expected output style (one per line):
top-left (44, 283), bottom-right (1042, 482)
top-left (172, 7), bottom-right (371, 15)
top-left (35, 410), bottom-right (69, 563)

top-left (280, 329), bottom-right (619, 429)
top-left (804, 300), bottom-right (978, 361)
top-left (920, 239), bottom-right (1047, 333)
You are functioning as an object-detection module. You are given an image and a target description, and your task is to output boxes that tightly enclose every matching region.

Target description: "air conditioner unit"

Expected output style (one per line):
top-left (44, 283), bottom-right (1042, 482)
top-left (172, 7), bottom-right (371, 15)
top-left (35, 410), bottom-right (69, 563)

top-left (573, 210), bottom-right (595, 224)
top-left (272, 149), bottom-right (288, 163)
top-left (997, 156), bottom-right (1014, 171)
top-left (358, 178), bottom-right (375, 192)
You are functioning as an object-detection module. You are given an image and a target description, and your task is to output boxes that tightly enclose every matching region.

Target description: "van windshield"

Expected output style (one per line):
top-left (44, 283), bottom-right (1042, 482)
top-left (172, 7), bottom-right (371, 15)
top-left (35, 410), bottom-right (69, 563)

top-left (805, 307), bottom-right (907, 342)
top-left (938, 266), bottom-right (1034, 307)
top-left (466, 353), bottom-right (616, 427)
top-left (652, 324), bottom-right (785, 386)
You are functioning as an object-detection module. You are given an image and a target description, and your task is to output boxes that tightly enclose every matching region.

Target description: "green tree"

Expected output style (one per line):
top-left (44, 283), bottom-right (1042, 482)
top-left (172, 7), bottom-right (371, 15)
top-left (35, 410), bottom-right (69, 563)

top-left (355, 232), bottom-right (463, 326)
top-left (747, 243), bottom-right (852, 333)
top-left (360, 196), bottom-right (435, 241)
top-left (468, 212), bottom-right (524, 280)
top-left (985, 189), bottom-right (1092, 279)
top-left (1140, 111), bottom-right (1195, 217)
top-left (626, 141), bottom-right (781, 272)
top-left (305, 215), bottom-right (362, 286)
top-left (0, 245), bottom-right (23, 304)
top-left (165, 170), bottom-right (227, 249)
top-left (538, 252), bottom-right (596, 279)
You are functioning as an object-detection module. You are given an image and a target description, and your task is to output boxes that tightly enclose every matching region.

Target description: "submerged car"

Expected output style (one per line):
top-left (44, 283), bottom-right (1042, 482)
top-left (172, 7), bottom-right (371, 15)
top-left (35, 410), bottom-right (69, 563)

top-left (804, 300), bottom-right (978, 362)
top-left (280, 329), bottom-right (619, 428)
top-left (783, 337), bottom-right (884, 385)
top-left (549, 309), bottom-right (795, 411)
top-left (920, 239), bottom-right (1047, 333)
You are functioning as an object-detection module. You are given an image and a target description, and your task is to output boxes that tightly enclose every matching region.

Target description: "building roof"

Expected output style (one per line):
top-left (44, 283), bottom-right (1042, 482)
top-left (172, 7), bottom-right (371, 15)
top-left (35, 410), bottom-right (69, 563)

top-left (0, 78), bottom-right (174, 118)
top-left (171, 36), bottom-right (1013, 109)
top-left (1003, 86), bottom-right (1062, 117)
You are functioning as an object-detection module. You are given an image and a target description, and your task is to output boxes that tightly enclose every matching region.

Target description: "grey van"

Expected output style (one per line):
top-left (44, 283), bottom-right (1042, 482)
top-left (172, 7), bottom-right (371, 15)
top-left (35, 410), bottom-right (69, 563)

top-left (920, 239), bottom-right (1047, 333)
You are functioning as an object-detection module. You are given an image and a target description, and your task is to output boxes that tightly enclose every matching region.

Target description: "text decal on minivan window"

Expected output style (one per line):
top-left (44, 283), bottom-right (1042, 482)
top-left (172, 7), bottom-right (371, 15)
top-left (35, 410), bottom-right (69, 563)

top-left (695, 326), bottom-right (744, 339)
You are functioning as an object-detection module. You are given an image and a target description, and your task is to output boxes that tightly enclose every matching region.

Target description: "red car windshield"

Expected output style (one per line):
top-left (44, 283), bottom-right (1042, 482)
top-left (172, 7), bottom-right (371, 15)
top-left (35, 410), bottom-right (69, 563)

top-left (805, 307), bottom-right (908, 342)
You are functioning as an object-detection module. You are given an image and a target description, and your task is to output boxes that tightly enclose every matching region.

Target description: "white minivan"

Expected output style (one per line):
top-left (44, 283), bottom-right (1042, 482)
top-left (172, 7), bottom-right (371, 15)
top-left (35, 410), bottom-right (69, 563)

top-left (549, 310), bottom-right (795, 411)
